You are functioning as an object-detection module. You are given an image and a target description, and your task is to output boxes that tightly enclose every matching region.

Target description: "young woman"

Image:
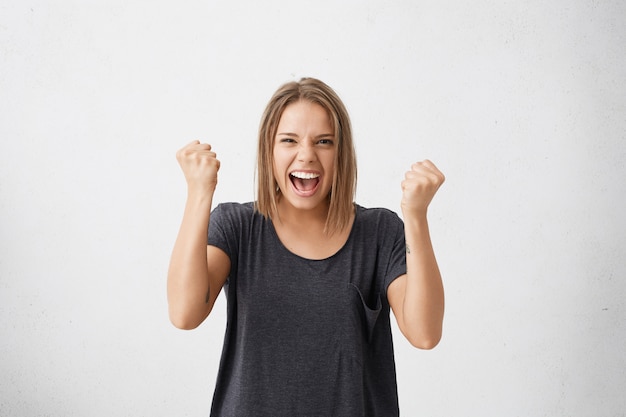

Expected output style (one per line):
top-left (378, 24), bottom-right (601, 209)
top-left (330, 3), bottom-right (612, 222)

top-left (168, 78), bottom-right (445, 416)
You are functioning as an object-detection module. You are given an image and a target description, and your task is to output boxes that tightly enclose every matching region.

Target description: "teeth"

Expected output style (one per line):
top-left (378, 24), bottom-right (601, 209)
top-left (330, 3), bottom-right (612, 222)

top-left (290, 171), bottom-right (320, 179)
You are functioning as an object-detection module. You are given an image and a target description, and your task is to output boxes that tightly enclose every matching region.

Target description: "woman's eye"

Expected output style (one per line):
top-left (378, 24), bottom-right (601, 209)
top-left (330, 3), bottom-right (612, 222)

top-left (318, 139), bottom-right (334, 145)
top-left (280, 138), bottom-right (296, 143)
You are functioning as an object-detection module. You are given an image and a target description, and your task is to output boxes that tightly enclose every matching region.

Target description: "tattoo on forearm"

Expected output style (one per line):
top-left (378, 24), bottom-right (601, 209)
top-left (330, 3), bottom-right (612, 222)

top-left (406, 244), bottom-right (411, 254)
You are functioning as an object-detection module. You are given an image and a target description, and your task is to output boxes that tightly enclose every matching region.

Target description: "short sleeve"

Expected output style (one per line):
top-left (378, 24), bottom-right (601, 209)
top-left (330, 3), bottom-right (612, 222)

top-left (207, 203), bottom-right (237, 263)
top-left (383, 212), bottom-right (407, 292)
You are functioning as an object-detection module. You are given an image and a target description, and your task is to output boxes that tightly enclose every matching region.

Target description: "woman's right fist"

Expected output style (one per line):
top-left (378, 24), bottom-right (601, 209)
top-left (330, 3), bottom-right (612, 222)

top-left (176, 140), bottom-right (221, 194)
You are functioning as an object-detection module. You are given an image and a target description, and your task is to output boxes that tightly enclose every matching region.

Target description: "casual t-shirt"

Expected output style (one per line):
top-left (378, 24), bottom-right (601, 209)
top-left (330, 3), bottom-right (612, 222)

top-left (207, 202), bottom-right (407, 417)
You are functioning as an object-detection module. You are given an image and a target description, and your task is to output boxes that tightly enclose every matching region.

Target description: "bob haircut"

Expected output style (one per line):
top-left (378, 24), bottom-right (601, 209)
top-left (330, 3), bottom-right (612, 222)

top-left (255, 77), bottom-right (357, 234)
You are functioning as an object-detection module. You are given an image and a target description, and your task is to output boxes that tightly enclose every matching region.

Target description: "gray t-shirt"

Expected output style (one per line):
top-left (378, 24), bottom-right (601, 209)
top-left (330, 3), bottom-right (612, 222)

top-left (207, 202), bottom-right (407, 417)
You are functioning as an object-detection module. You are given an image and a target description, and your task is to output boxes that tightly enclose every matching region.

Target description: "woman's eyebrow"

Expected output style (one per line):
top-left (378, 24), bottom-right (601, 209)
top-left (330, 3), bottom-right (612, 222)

top-left (276, 132), bottom-right (334, 138)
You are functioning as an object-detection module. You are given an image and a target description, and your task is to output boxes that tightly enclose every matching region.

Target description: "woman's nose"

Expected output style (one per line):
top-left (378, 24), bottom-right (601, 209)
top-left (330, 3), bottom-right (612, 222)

top-left (297, 142), bottom-right (316, 163)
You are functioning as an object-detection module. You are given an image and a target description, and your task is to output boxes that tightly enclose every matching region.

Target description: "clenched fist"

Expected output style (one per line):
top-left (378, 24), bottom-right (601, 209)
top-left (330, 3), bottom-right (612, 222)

top-left (401, 160), bottom-right (445, 218)
top-left (176, 140), bottom-right (221, 195)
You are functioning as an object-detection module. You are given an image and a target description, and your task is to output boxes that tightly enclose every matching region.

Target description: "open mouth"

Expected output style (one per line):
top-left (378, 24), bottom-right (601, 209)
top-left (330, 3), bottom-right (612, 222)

top-left (289, 171), bottom-right (320, 193)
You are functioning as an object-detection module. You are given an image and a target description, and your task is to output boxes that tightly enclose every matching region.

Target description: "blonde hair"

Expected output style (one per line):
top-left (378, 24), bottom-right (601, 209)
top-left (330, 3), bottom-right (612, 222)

top-left (255, 78), bottom-right (357, 234)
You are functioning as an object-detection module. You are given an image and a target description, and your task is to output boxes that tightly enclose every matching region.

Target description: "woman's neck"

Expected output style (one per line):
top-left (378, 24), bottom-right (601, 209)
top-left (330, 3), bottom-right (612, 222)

top-left (273, 197), bottom-right (329, 231)
top-left (271, 198), bottom-right (354, 260)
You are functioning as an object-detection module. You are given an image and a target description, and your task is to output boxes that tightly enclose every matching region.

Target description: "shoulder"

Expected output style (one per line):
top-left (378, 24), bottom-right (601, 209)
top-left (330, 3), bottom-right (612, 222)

top-left (210, 202), bottom-right (259, 227)
top-left (213, 201), bottom-right (255, 212)
top-left (352, 204), bottom-right (405, 245)
top-left (212, 201), bottom-right (257, 217)
top-left (354, 204), bottom-right (403, 227)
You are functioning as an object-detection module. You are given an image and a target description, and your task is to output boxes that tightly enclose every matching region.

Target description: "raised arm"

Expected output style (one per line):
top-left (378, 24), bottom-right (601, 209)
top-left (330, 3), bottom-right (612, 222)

top-left (167, 141), bottom-right (230, 330)
top-left (388, 160), bottom-right (445, 349)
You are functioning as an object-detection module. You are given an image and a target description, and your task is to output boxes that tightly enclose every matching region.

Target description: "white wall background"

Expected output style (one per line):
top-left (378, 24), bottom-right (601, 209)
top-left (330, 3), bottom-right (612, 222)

top-left (1, 0), bottom-right (625, 416)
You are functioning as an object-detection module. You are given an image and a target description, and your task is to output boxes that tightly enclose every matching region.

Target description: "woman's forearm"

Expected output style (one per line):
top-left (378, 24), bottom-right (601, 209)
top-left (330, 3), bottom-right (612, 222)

top-left (167, 192), bottom-right (214, 330)
top-left (401, 214), bottom-right (445, 349)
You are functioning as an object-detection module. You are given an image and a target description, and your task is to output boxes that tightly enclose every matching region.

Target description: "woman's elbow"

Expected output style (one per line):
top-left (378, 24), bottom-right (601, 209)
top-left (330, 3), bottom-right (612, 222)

top-left (409, 336), bottom-right (441, 350)
top-left (168, 308), bottom-right (206, 330)
top-left (170, 318), bottom-right (200, 330)
top-left (405, 329), bottom-right (442, 350)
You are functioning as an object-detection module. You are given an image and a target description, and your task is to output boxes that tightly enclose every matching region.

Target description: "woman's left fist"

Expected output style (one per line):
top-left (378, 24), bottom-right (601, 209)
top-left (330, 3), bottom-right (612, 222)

top-left (401, 160), bottom-right (445, 216)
